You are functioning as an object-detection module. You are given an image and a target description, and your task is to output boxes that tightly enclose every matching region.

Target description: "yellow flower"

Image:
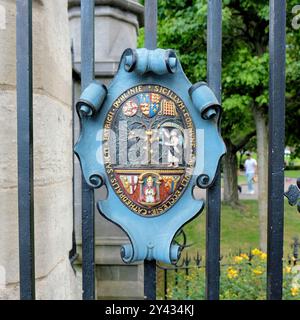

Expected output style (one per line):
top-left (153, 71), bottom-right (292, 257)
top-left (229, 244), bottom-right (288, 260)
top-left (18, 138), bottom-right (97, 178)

top-left (260, 252), bottom-right (267, 260)
top-left (166, 288), bottom-right (173, 299)
top-left (234, 256), bottom-right (244, 263)
top-left (291, 287), bottom-right (299, 296)
top-left (227, 267), bottom-right (238, 279)
top-left (240, 253), bottom-right (249, 260)
top-left (285, 266), bottom-right (292, 273)
top-left (185, 275), bottom-right (193, 282)
top-left (252, 267), bottom-right (264, 276)
top-left (251, 248), bottom-right (262, 256)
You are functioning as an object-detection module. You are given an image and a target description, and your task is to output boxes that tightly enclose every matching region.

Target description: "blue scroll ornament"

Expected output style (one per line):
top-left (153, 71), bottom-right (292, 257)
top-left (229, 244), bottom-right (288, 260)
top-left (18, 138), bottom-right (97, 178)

top-left (75, 48), bottom-right (226, 265)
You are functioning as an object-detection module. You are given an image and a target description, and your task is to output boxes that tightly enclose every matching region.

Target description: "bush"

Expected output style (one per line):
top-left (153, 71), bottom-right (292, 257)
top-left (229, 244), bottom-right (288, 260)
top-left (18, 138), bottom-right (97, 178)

top-left (285, 165), bottom-right (300, 171)
top-left (165, 249), bottom-right (300, 300)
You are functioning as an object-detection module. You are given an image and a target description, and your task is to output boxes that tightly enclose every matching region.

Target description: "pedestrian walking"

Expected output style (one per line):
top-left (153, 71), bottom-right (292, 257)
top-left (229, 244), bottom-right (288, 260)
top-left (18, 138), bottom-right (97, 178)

top-left (244, 152), bottom-right (257, 194)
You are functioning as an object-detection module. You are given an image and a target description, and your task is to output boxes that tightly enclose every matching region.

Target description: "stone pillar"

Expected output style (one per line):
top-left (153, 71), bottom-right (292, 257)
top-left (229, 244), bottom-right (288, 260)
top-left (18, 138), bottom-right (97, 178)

top-left (0, 0), bottom-right (80, 299)
top-left (68, 0), bottom-right (145, 299)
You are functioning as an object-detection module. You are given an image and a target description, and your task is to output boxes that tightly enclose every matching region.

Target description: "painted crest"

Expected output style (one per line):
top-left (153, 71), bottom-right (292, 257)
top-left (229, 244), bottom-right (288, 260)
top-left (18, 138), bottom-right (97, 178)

top-left (75, 48), bottom-right (226, 264)
top-left (138, 93), bottom-right (161, 117)
top-left (122, 100), bottom-right (138, 117)
top-left (103, 85), bottom-right (196, 216)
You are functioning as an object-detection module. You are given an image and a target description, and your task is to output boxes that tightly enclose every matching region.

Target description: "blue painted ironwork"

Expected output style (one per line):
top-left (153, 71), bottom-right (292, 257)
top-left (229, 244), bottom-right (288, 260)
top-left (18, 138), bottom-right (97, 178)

top-left (205, 0), bottom-right (222, 301)
top-left (80, 0), bottom-right (96, 300)
top-left (267, 0), bottom-right (286, 300)
top-left (75, 48), bottom-right (225, 265)
top-left (16, 0), bottom-right (35, 300)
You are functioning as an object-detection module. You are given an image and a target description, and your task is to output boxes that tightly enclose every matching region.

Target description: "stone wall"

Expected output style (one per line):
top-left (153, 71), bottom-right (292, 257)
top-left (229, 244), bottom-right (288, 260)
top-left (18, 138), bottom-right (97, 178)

top-left (0, 0), bottom-right (80, 299)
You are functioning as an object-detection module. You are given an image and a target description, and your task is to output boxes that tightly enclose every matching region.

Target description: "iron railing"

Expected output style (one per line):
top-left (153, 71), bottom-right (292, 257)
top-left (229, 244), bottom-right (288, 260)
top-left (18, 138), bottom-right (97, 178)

top-left (80, 0), bottom-right (96, 301)
top-left (205, 0), bottom-right (222, 300)
top-left (16, 0), bottom-right (287, 300)
top-left (143, 0), bottom-right (158, 301)
top-left (267, 0), bottom-right (286, 300)
top-left (16, 0), bottom-right (35, 300)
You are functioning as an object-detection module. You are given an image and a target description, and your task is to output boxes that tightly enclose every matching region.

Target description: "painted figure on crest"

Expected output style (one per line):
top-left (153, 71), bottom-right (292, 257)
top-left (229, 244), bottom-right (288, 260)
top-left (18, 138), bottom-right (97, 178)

top-left (143, 176), bottom-right (157, 203)
top-left (162, 128), bottom-right (182, 167)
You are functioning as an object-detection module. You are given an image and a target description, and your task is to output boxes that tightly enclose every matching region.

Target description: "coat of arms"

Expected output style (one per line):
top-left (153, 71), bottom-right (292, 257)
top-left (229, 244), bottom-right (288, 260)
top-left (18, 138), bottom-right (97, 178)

top-left (75, 48), bottom-right (226, 264)
top-left (103, 84), bottom-right (196, 216)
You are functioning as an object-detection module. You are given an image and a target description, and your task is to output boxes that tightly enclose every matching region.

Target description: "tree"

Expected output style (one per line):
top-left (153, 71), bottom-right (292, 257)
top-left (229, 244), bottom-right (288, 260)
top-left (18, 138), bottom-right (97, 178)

top-left (222, 0), bottom-right (270, 250)
top-left (138, 0), bottom-right (300, 250)
top-left (221, 0), bottom-right (300, 250)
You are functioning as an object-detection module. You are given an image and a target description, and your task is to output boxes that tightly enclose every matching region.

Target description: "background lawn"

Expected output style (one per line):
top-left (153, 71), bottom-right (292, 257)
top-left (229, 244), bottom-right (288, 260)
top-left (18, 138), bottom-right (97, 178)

top-left (181, 199), bottom-right (300, 259)
top-left (182, 168), bottom-right (300, 258)
top-left (285, 170), bottom-right (300, 179)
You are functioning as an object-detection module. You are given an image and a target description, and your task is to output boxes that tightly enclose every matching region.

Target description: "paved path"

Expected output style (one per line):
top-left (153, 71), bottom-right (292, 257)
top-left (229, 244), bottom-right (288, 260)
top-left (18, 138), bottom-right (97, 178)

top-left (228, 177), bottom-right (297, 200)
top-left (194, 177), bottom-right (297, 201)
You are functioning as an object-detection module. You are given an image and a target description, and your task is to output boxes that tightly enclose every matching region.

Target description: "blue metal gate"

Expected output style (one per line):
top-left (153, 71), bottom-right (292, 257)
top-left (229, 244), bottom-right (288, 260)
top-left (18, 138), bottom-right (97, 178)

top-left (16, 0), bottom-right (290, 300)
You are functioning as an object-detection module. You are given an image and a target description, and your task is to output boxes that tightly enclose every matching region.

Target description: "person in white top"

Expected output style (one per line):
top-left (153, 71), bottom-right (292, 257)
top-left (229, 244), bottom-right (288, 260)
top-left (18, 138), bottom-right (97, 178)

top-left (244, 152), bottom-right (257, 194)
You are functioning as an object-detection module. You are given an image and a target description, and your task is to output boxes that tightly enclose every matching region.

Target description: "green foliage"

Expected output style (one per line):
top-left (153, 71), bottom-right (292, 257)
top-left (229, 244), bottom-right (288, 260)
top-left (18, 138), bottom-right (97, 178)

top-left (163, 250), bottom-right (300, 300)
top-left (138, 0), bottom-right (300, 155)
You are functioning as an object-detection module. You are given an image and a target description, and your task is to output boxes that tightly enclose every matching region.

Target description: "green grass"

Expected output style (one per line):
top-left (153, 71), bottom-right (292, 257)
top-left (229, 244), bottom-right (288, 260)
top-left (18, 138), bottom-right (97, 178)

top-left (185, 168), bottom-right (299, 256)
top-left (238, 174), bottom-right (247, 185)
top-left (285, 170), bottom-right (300, 179)
top-left (181, 199), bottom-right (300, 258)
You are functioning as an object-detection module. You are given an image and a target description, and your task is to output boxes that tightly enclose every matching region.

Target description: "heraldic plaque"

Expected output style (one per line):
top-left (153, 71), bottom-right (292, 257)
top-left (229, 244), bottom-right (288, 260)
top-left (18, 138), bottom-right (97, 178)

top-left (75, 48), bottom-right (225, 264)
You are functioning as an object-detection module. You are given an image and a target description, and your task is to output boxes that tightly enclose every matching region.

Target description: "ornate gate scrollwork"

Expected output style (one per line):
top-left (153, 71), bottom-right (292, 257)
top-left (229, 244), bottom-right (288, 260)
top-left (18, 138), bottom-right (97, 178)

top-left (75, 48), bottom-right (226, 264)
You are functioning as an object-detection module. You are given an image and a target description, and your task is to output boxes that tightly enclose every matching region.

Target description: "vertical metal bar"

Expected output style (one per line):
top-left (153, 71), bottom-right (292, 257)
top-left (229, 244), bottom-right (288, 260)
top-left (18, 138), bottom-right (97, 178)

top-left (144, 0), bottom-right (157, 50)
top-left (144, 260), bottom-right (156, 300)
top-left (143, 0), bottom-right (157, 301)
top-left (267, 0), bottom-right (286, 300)
top-left (174, 267), bottom-right (178, 297)
top-left (164, 269), bottom-right (167, 300)
top-left (175, 267), bottom-right (178, 290)
top-left (16, 0), bottom-right (35, 300)
top-left (81, 0), bottom-right (95, 300)
top-left (205, 0), bottom-right (222, 300)
top-left (69, 43), bottom-right (78, 266)
top-left (185, 267), bottom-right (189, 299)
